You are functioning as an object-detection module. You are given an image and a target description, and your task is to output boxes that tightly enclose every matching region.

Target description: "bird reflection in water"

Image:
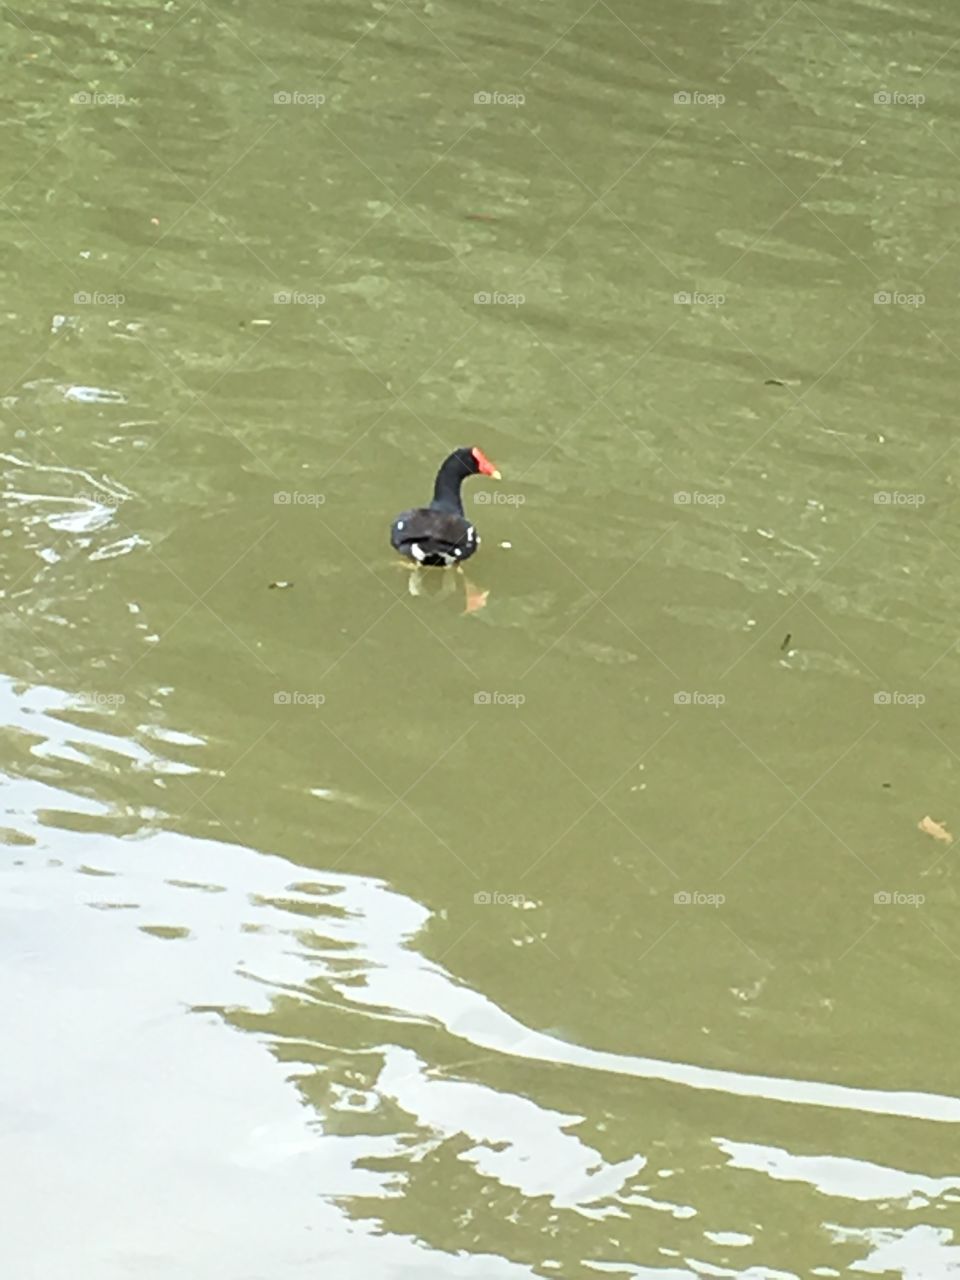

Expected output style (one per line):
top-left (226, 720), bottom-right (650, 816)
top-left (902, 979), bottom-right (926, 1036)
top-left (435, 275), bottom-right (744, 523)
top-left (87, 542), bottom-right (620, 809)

top-left (396, 561), bottom-right (490, 615)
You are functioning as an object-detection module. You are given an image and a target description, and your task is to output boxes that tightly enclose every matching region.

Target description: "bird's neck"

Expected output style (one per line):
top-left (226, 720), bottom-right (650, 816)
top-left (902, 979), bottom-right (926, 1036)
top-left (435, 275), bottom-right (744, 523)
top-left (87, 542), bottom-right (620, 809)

top-left (431, 453), bottom-right (469, 513)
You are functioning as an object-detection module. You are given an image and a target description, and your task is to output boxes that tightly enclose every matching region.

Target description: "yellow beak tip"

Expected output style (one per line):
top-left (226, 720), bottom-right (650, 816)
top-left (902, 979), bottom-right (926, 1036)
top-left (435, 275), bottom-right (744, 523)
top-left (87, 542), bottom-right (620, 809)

top-left (490, 469), bottom-right (502, 480)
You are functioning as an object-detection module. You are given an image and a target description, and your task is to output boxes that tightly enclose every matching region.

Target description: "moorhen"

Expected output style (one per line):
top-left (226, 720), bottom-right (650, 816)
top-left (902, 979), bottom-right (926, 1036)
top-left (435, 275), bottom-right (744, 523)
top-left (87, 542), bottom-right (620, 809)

top-left (390, 446), bottom-right (501, 567)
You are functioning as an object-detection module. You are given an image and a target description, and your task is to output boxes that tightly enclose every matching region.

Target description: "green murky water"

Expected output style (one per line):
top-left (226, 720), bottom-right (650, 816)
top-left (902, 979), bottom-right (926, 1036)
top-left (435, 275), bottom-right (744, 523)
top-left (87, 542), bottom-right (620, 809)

top-left (4, 0), bottom-right (960, 1275)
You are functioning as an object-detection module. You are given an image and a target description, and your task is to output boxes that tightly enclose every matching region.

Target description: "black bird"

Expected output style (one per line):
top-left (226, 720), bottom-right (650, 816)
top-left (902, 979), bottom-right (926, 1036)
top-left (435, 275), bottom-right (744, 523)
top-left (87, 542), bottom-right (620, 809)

top-left (390, 446), bottom-right (500, 567)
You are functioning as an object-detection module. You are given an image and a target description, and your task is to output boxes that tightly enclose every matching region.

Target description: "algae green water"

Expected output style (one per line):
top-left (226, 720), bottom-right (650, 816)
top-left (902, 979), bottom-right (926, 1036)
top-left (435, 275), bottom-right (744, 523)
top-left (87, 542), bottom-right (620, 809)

top-left (3, 1), bottom-right (960, 1276)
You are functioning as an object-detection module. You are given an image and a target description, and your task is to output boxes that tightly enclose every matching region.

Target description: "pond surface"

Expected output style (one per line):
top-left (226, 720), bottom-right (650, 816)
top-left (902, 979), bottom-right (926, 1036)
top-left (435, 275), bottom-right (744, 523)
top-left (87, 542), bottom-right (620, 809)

top-left (3, 0), bottom-right (960, 1276)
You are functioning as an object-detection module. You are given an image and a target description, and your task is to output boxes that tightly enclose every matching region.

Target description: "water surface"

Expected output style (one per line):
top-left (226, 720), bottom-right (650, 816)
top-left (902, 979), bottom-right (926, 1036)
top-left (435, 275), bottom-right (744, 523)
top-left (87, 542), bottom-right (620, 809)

top-left (4, 0), bottom-right (960, 1276)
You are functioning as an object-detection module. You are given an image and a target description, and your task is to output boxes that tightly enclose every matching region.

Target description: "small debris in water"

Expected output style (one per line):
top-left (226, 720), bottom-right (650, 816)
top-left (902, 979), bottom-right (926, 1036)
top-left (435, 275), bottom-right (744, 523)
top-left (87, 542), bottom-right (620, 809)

top-left (918, 814), bottom-right (953, 844)
top-left (250, 319), bottom-right (272, 327)
top-left (765, 378), bottom-right (786, 386)
top-left (466, 213), bottom-right (498, 222)
top-left (780, 633), bottom-right (792, 651)
top-left (268, 580), bottom-right (293, 590)
top-left (882, 782), bottom-right (891, 788)
top-left (499, 541), bottom-right (512, 549)
top-left (150, 217), bottom-right (160, 226)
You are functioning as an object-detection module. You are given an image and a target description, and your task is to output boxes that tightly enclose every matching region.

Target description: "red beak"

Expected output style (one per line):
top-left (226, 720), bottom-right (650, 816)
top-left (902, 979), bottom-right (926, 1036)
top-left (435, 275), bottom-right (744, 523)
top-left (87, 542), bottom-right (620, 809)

top-left (471, 447), bottom-right (501, 479)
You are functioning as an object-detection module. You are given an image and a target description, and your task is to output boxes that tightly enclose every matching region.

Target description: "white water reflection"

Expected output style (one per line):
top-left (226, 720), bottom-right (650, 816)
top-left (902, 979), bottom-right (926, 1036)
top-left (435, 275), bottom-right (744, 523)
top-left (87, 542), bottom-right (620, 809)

top-left (717, 1139), bottom-right (960, 1205)
top-left (3, 677), bottom-right (960, 1277)
top-left (830, 1224), bottom-right (960, 1277)
top-left (5, 666), bottom-right (960, 1137)
top-left (377, 1044), bottom-right (646, 1215)
top-left (1, 799), bottom-right (959, 1276)
top-left (335, 933), bottom-right (960, 1125)
top-left (0, 828), bottom-right (538, 1280)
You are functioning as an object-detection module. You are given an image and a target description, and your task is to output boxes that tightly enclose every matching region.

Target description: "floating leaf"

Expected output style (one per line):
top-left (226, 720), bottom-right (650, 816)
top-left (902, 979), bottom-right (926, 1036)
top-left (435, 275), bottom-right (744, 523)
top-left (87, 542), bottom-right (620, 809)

top-left (918, 814), bottom-right (953, 843)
